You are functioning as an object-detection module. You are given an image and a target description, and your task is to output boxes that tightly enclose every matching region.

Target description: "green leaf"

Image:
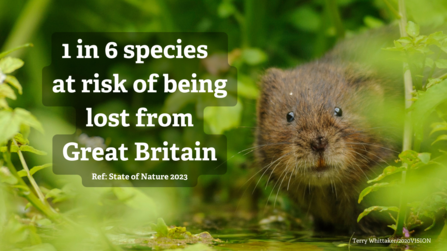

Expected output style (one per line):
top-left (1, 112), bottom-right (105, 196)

top-left (397, 37), bottom-right (413, 44)
top-left (237, 75), bottom-right (259, 99)
top-left (18, 164), bottom-right (52, 177)
top-left (432, 135), bottom-right (447, 145)
top-left (162, 92), bottom-right (196, 113)
top-left (358, 182), bottom-right (392, 203)
top-left (337, 243), bottom-right (349, 247)
top-left (426, 31), bottom-right (446, 46)
top-left (0, 98), bottom-right (8, 109)
top-left (0, 167), bottom-right (18, 185)
top-left (0, 43), bottom-right (33, 59)
top-left (430, 122), bottom-right (447, 135)
top-left (0, 108), bottom-right (44, 143)
top-left (204, 98), bottom-right (242, 134)
top-left (0, 110), bottom-right (19, 143)
top-left (12, 184), bottom-right (30, 192)
top-left (412, 80), bottom-right (447, 141)
top-left (0, 57), bottom-right (24, 74)
top-left (418, 153), bottom-right (431, 164)
top-left (414, 35), bottom-right (427, 44)
top-left (426, 78), bottom-right (442, 89)
top-left (289, 6), bottom-right (320, 32)
top-left (388, 224), bottom-right (397, 230)
top-left (0, 144), bottom-right (46, 155)
top-left (150, 218), bottom-right (169, 237)
top-left (399, 150), bottom-right (418, 165)
top-left (367, 166), bottom-right (406, 183)
top-left (14, 108), bottom-right (44, 133)
top-left (45, 188), bottom-right (62, 199)
top-left (357, 206), bottom-right (399, 222)
top-left (20, 124), bottom-right (30, 140)
top-left (14, 133), bottom-right (29, 145)
top-left (364, 15), bottom-right (384, 29)
top-left (241, 48), bottom-right (267, 65)
top-left (19, 145), bottom-right (47, 155)
top-left (406, 21), bottom-right (420, 38)
top-left (5, 75), bottom-right (22, 94)
top-left (217, 0), bottom-right (235, 18)
top-left (29, 164), bottom-right (51, 175)
top-left (0, 84), bottom-right (17, 100)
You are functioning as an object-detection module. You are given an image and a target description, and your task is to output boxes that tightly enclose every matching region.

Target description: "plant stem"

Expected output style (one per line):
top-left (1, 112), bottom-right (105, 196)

top-left (395, 0), bottom-right (414, 237)
top-left (383, 0), bottom-right (401, 20)
top-left (2, 0), bottom-right (51, 58)
top-left (12, 139), bottom-right (47, 204)
top-left (325, 0), bottom-right (345, 39)
top-left (3, 152), bottom-right (60, 222)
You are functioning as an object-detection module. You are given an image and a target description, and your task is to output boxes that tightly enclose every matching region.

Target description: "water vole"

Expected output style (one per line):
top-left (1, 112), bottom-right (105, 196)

top-left (255, 41), bottom-right (401, 234)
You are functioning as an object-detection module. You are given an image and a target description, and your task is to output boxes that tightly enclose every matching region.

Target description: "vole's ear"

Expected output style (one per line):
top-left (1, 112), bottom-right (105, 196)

top-left (258, 68), bottom-right (284, 91)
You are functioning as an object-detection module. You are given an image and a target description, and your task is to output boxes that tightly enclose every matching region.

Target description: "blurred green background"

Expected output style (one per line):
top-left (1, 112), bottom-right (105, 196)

top-left (2, 0), bottom-right (447, 250)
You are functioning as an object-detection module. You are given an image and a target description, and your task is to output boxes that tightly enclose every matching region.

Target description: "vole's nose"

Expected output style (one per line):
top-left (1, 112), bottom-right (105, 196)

top-left (310, 136), bottom-right (327, 152)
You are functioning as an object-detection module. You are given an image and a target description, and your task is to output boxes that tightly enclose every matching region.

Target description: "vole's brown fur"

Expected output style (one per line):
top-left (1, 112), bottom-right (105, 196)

top-left (255, 42), bottom-right (401, 234)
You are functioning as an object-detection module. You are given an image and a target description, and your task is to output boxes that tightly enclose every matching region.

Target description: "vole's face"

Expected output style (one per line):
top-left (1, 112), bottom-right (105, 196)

top-left (256, 64), bottom-right (391, 186)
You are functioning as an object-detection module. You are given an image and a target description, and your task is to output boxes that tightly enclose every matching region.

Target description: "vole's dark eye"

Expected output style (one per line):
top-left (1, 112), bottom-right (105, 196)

top-left (286, 112), bottom-right (295, 122)
top-left (334, 107), bottom-right (343, 117)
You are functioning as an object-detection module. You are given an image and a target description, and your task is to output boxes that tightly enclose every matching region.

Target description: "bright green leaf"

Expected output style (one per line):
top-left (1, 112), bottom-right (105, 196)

top-left (432, 135), bottom-right (447, 145)
top-left (0, 167), bottom-right (18, 185)
top-left (357, 206), bottom-right (399, 222)
top-left (237, 75), bottom-right (259, 99)
top-left (241, 48), bottom-right (267, 65)
top-left (426, 78), bottom-right (442, 89)
top-left (337, 243), bottom-right (349, 247)
top-left (204, 98), bottom-right (242, 134)
top-left (397, 37), bottom-right (413, 44)
top-left (162, 92), bottom-right (196, 113)
top-left (18, 164), bottom-right (52, 177)
top-left (150, 218), bottom-right (169, 237)
top-left (430, 122), bottom-right (447, 135)
top-left (418, 153), bottom-right (431, 164)
top-left (14, 133), bottom-right (29, 145)
top-left (15, 108), bottom-right (44, 133)
top-left (358, 182), bottom-right (392, 203)
top-left (0, 57), bottom-right (24, 74)
top-left (217, 0), bottom-right (235, 18)
top-left (0, 84), bottom-right (17, 100)
top-left (412, 80), bottom-right (447, 142)
top-left (19, 145), bottom-right (47, 155)
top-left (406, 21), bottom-right (420, 38)
top-left (0, 43), bottom-right (33, 58)
top-left (0, 110), bottom-right (20, 144)
top-left (289, 6), bottom-right (320, 32)
top-left (5, 75), bottom-right (22, 94)
top-left (29, 164), bottom-right (51, 175)
top-left (0, 108), bottom-right (44, 143)
top-left (367, 166), bottom-right (406, 183)
top-left (388, 224), bottom-right (397, 230)
top-left (364, 16), bottom-right (384, 28)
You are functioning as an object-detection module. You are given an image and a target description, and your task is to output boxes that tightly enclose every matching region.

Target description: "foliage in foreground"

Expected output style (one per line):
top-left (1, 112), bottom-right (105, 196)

top-left (357, 19), bottom-right (447, 240)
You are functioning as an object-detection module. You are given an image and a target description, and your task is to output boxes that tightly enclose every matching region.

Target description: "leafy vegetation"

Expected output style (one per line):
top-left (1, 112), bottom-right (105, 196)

top-left (356, 0), bottom-right (447, 240)
top-left (1, 0), bottom-right (447, 250)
